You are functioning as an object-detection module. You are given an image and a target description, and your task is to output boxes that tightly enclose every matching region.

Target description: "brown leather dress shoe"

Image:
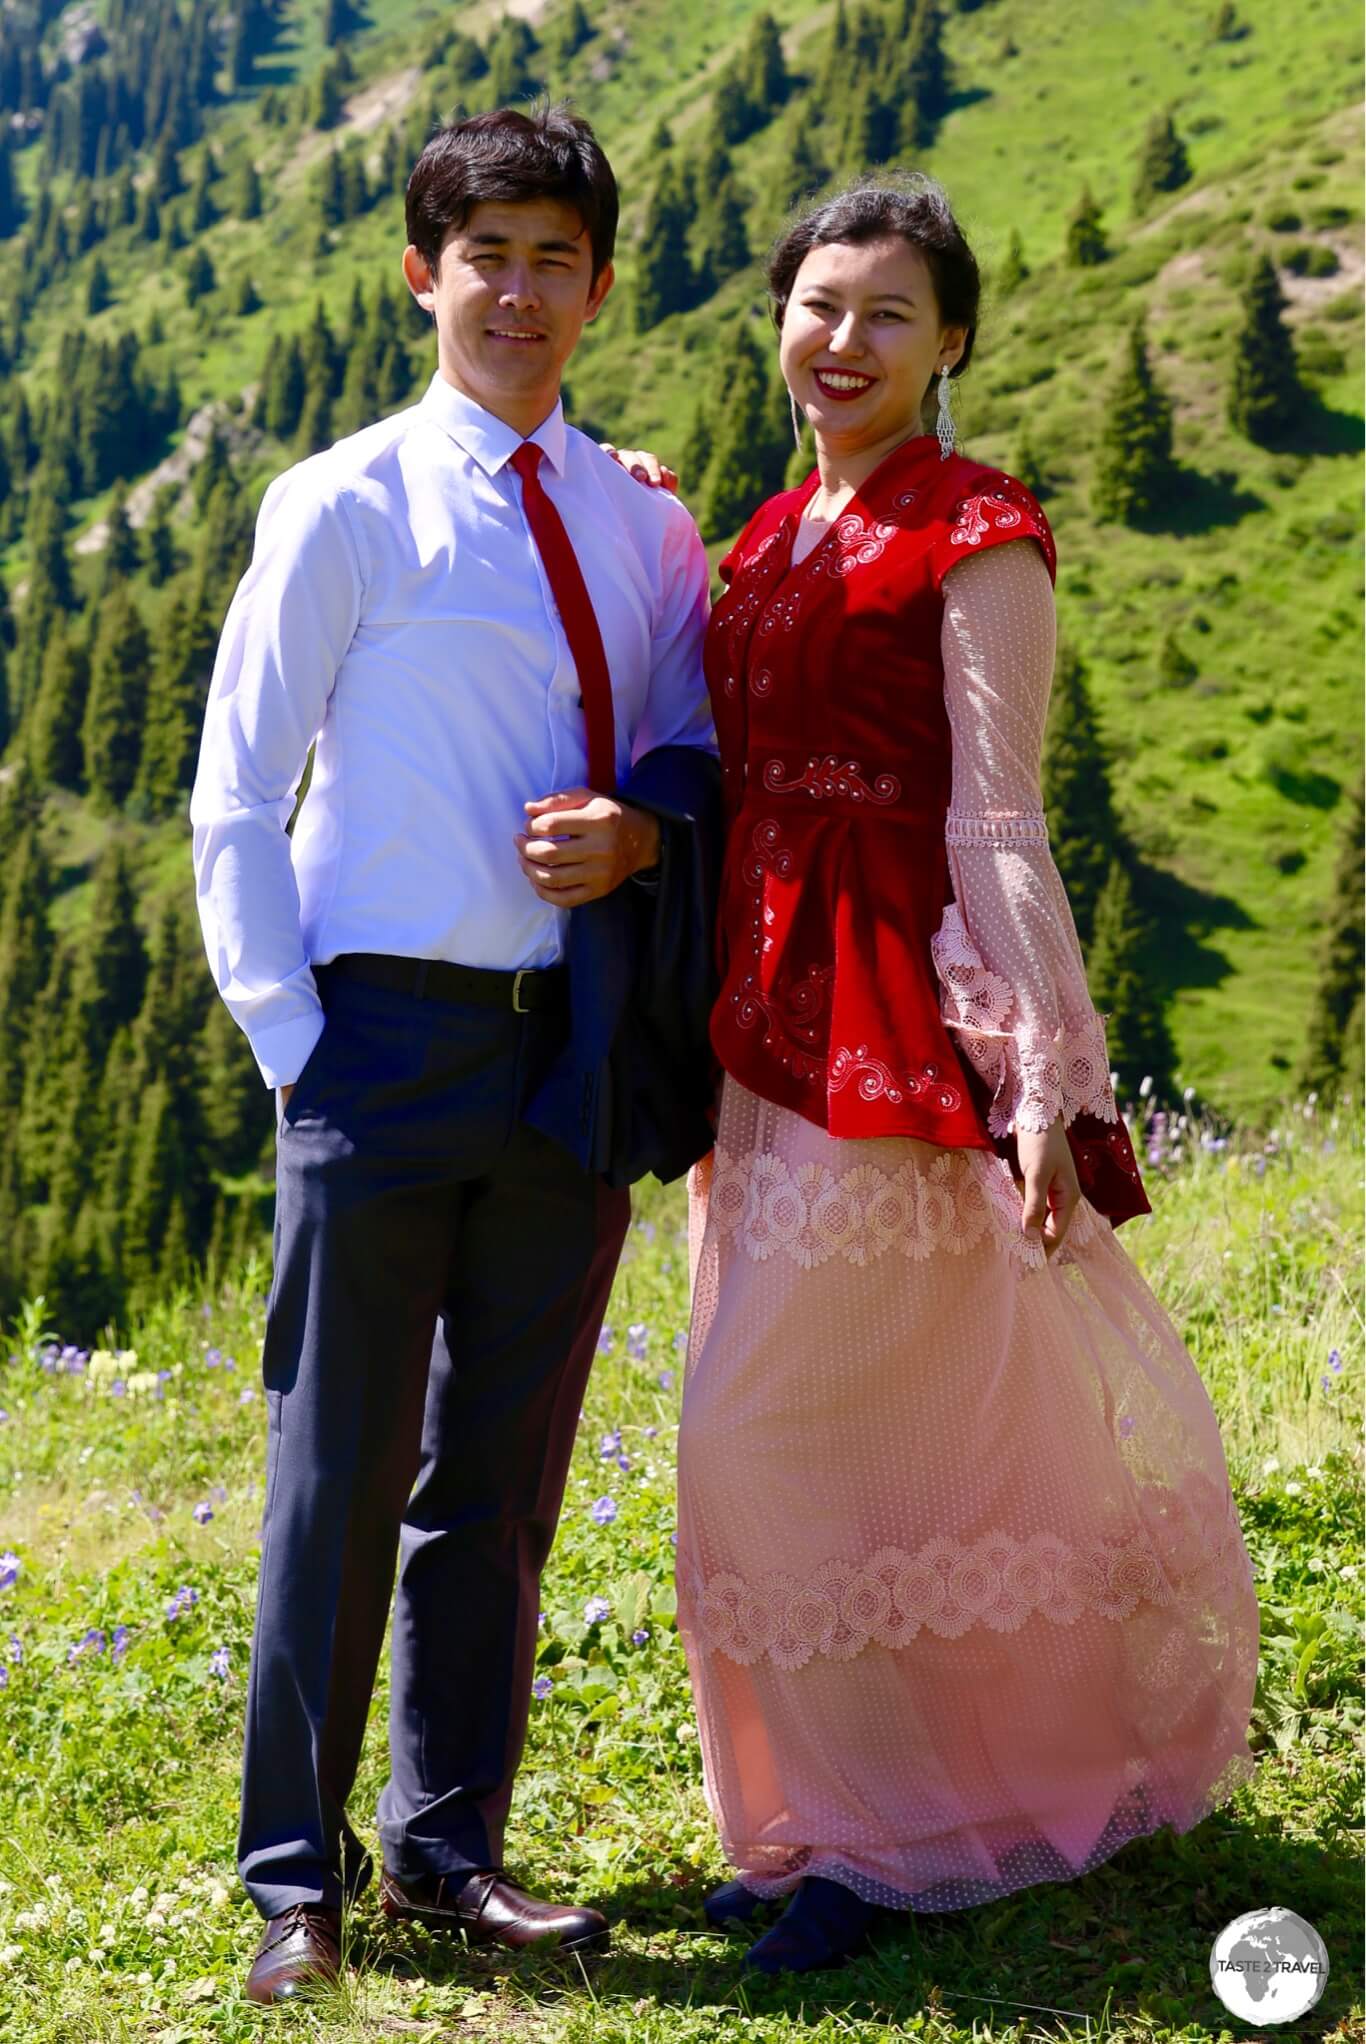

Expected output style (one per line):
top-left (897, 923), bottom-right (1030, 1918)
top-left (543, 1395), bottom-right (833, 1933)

top-left (243, 1903), bottom-right (343, 2005)
top-left (379, 1867), bottom-right (609, 1957)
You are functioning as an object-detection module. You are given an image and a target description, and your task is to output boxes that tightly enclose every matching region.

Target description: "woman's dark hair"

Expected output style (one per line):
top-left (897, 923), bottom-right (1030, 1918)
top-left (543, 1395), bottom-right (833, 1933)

top-left (405, 103), bottom-right (618, 282)
top-left (766, 171), bottom-right (981, 380)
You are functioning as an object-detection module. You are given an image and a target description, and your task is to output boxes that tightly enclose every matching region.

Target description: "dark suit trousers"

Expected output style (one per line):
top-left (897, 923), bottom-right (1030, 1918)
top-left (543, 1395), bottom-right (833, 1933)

top-left (238, 968), bottom-right (630, 1918)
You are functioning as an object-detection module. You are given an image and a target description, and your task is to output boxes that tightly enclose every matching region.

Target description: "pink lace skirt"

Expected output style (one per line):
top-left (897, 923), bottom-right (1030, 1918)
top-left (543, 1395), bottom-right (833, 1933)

top-left (675, 1076), bottom-right (1259, 1912)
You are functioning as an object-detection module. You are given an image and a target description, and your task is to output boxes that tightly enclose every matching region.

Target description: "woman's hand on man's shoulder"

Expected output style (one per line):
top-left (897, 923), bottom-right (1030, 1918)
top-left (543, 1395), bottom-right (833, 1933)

top-left (600, 444), bottom-right (680, 494)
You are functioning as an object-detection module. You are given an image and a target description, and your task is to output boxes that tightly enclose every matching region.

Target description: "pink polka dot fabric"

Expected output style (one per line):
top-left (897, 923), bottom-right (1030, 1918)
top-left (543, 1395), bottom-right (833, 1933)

top-left (677, 1078), bottom-right (1259, 1912)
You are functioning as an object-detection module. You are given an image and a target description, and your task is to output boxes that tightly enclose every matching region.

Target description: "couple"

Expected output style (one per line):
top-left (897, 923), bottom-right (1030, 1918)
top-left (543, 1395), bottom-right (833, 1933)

top-left (190, 102), bottom-right (1259, 2004)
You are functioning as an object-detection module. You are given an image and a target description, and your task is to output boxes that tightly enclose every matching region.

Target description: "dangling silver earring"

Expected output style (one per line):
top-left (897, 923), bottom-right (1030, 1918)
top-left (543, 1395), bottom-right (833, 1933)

top-left (936, 365), bottom-right (956, 461)
top-left (788, 388), bottom-right (806, 451)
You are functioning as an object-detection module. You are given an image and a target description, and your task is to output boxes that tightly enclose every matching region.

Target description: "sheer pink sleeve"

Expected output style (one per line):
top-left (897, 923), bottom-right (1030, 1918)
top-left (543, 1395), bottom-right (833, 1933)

top-left (930, 540), bottom-right (1119, 1137)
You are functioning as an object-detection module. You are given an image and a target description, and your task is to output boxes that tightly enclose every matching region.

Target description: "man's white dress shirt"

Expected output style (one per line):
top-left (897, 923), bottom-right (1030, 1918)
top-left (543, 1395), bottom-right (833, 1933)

top-left (190, 373), bottom-right (716, 1089)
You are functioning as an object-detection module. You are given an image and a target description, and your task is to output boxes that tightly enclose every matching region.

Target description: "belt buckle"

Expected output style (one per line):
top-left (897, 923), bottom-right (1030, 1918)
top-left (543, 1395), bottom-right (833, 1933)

top-left (512, 969), bottom-right (531, 1014)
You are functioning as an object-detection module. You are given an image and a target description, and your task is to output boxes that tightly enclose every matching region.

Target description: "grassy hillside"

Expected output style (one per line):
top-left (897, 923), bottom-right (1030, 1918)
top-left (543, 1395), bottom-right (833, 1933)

top-left (0, 1106), bottom-right (1360, 2040)
top-left (2, 0), bottom-right (1360, 1123)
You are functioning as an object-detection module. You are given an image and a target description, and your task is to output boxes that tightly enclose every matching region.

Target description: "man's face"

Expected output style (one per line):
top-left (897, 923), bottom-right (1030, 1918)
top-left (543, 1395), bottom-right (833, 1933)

top-left (402, 197), bottom-right (614, 432)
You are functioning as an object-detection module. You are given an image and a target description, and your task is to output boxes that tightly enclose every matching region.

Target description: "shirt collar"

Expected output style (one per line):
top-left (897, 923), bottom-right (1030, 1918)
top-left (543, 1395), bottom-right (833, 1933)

top-left (419, 372), bottom-right (568, 478)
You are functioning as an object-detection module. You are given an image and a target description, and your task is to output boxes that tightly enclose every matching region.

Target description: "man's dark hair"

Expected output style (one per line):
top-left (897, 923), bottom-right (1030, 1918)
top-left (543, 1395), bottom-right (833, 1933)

top-left (405, 103), bottom-right (618, 282)
top-left (767, 171), bottom-right (981, 382)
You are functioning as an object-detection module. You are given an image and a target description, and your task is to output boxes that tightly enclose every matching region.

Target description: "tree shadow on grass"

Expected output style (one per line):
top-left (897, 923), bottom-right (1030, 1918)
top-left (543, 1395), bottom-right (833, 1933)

top-left (1128, 859), bottom-right (1255, 1002)
top-left (342, 1823), bottom-right (1361, 2034)
top-left (1148, 465), bottom-right (1265, 537)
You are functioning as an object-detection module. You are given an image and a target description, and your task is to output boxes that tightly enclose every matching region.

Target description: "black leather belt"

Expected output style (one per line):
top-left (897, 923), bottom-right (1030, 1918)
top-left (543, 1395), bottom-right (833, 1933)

top-left (318, 952), bottom-right (567, 1014)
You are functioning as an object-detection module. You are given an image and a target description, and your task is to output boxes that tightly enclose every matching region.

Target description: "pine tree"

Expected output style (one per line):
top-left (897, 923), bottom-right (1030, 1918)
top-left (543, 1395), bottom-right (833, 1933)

top-left (1132, 111), bottom-right (1192, 213)
top-left (317, 146), bottom-right (345, 226)
top-left (680, 396), bottom-right (715, 498)
top-left (692, 139), bottom-right (751, 288)
top-left (260, 332), bottom-right (306, 440)
top-left (0, 826), bottom-right (54, 1111)
top-left (710, 68), bottom-right (757, 148)
top-left (995, 227), bottom-right (1028, 297)
top-left (85, 252), bottom-right (112, 316)
top-left (1086, 859), bottom-right (1175, 1101)
top-left (743, 12), bottom-right (789, 118)
top-left (1157, 626), bottom-right (1197, 689)
top-left (633, 164), bottom-right (694, 332)
top-left (312, 56), bottom-right (347, 130)
top-left (200, 995), bottom-right (270, 1176)
top-left (135, 588), bottom-right (217, 817)
top-left (340, 144), bottom-right (369, 220)
top-left (1297, 776), bottom-right (1364, 1101)
top-left (100, 483), bottom-right (140, 588)
top-left (28, 624), bottom-right (89, 789)
top-left (141, 487), bottom-right (180, 586)
top-left (1228, 252), bottom-right (1303, 445)
top-left (322, 0), bottom-right (357, 44)
top-left (188, 155), bottom-right (218, 233)
top-left (553, 0), bottom-right (593, 65)
top-left (698, 321), bottom-right (789, 540)
top-left (74, 840), bottom-right (147, 1049)
top-left (192, 420), bottom-right (232, 514)
top-left (135, 186), bottom-right (161, 243)
top-left (1040, 642), bottom-right (1123, 947)
top-left (487, 18), bottom-right (540, 102)
top-left (0, 137), bottom-right (21, 240)
top-left (1092, 319), bottom-right (1175, 525)
top-left (230, 271), bottom-right (261, 317)
top-left (1065, 186), bottom-right (1109, 267)
top-left (777, 114), bottom-right (829, 207)
top-left (233, 156), bottom-right (263, 221)
top-left (899, 0), bottom-right (950, 150)
top-left (152, 134), bottom-right (184, 203)
top-left (184, 243), bottom-right (216, 305)
top-left (82, 584), bottom-right (152, 809)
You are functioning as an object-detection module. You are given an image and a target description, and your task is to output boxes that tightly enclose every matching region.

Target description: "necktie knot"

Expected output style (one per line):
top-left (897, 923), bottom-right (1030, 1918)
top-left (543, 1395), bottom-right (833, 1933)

top-left (510, 441), bottom-right (542, 484)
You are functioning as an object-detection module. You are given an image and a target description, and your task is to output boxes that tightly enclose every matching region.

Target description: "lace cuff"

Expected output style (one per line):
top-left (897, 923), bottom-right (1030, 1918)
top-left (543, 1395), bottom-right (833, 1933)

top-left (931, 903), bottom-right (1117, 1136)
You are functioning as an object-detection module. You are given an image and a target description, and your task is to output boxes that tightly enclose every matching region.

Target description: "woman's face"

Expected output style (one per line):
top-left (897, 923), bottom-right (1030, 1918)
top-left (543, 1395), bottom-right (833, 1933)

top-left (780, 236), bottom-right (967, 459)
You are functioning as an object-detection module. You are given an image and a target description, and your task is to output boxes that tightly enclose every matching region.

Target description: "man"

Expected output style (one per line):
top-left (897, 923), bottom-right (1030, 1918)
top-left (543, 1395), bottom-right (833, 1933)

top-left (190, 103), bottom-right (716, 2005)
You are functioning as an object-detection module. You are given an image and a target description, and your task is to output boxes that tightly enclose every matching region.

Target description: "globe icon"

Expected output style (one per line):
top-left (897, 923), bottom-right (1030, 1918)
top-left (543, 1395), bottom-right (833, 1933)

top-left (1210, 1908), bottom-right (1329, 2024)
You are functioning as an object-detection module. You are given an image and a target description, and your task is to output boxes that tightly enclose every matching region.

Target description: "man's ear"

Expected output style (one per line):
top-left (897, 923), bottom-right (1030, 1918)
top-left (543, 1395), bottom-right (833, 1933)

top-left (402, 243), bottom-right (436, 315)
top-left (584, 260), bottom-right (615, 324)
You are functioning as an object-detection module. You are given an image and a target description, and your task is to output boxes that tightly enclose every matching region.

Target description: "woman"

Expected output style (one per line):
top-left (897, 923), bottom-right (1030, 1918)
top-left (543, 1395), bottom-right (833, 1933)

top-left (662, 176), bottom-right (1259, 1976)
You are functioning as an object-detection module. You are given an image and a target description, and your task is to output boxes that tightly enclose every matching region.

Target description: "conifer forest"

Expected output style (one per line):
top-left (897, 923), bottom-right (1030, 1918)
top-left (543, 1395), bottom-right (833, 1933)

top-left (0, 0), bottom-right (1360, 1342)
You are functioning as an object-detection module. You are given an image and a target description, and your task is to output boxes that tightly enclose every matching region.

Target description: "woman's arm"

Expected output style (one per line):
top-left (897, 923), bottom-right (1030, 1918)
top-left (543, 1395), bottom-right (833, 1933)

top-left (933, 539), bottom-right (1120, 1250)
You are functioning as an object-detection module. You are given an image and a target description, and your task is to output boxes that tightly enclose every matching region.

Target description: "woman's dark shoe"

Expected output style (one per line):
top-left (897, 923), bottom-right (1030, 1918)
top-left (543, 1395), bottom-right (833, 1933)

top-left (741, 1876), bottom-right (880, 1976)
top-left (703, 1879), bottom-right (774, 1931)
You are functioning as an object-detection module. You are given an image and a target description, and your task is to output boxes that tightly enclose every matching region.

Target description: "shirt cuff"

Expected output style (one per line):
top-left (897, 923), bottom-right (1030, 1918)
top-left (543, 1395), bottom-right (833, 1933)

top-left (248, 1006), bottom-right (326, 1091)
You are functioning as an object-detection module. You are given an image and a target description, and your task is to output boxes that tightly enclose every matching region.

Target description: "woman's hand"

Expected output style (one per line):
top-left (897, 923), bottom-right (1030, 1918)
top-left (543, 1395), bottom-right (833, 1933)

top-left (600, 444), bottom-right (680, 493)
top-left (1014, 1116), bottom-right (1081, 1260)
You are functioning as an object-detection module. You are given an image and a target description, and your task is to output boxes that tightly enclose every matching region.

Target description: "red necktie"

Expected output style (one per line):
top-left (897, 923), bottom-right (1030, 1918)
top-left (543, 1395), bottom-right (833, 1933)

top-left (510, 441), bottom-right (617, 794)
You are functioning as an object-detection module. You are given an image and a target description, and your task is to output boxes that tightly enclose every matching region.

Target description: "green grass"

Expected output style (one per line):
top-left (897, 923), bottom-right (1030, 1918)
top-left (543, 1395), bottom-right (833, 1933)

top-left (0, 1094), bottom-right (1360, 2041)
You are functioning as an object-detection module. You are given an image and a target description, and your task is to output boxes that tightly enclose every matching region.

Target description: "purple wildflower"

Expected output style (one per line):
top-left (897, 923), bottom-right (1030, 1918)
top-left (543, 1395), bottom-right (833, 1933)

top-left (1328, 1349), bottom-right (1343, 1373)
top-left (211, 1484), bottom-right (228, 1502)
top-left (0, 1411), bottom-right (7, 1425)
top-left (644, 1426), bottom-right (658, 1439)
top-left (1321, 1375), bottom-right (1335, 1393)
top-left (204, 1348), bottom-right (222, 1368)
top-left (1118, 1416), bottom-right (1136, 1437)
top-left (111, 1379), bottom-right (126, 1397)
top-left (627, 1322), bottom-right (649, 1361)
top-left (111, 1626), bottom-right (129, 1663)
top-left (584, 1597), bottom-right (611, 1625)
top-left (657, 1369), bottom-right (674, 1390)
top-left (69, 1628), bottom-right (106, 1663)
top-left (616, 1454), bottom-right (631, 1472)
top-left (596, 1325), bottom-right (614, 1355)
top-left (0, 1552), bottom-right (19, 1591)
top-left (672, 1331), bottom-right (688, 1354)
top-left (631, 1628), bottom-right (649, 1647)
top-left (224, 1357), bottom-right (237, 1371)
top-left (598, 1430), bottom-right (622, 1459)
top-left (192, 1502), bottom-right (214, 1525)
top-left (590, 1496), bottom-right (617, 1526)
top-left (532, 1675), bottom-right (553, 1700)
top-left (238, 1387), bottom-right (256, 1404)
top-left (637, 1220), bottom-right (657, 1243)
top-left (166, 1586), bottom-right (199, 1621)
top-left (7, 1635), bottom-right (21, 1664)
top-left (0, 1665), bottom-right (7, 1689)
top-left (209, 1646), bottom-right (230, 1680)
